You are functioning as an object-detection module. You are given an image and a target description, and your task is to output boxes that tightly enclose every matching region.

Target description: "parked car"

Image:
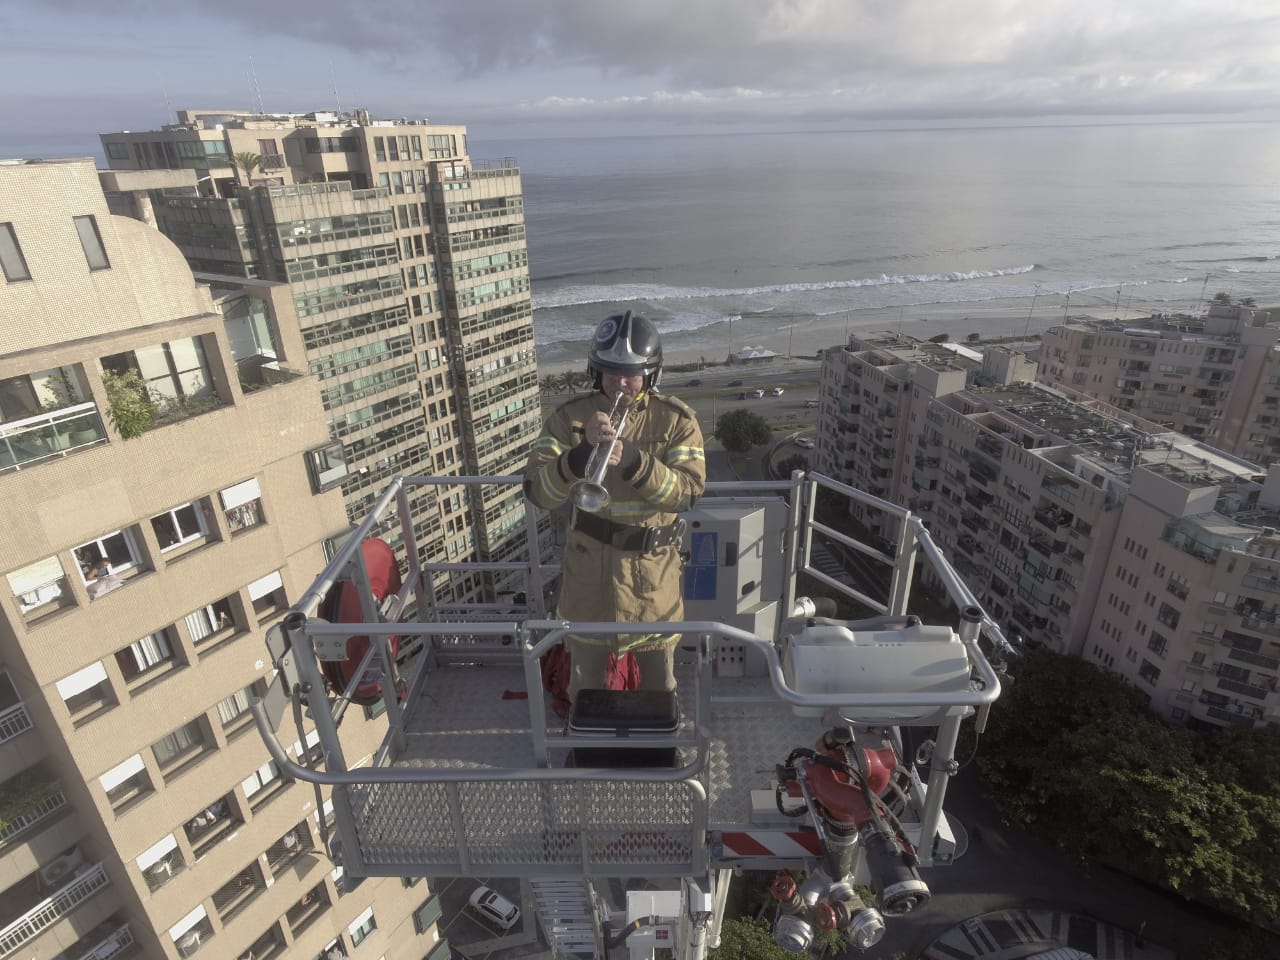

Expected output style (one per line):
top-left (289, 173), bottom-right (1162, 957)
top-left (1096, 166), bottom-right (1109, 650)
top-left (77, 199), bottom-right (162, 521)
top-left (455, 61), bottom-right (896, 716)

top-left (752, 389), bottom-right (765, 398)
top-left (687, 378), bottom-right (702, 387)
top-left (468, 885), bottom-right (521, 930)
top-left (728, 379), bottom-right (744, 387)
top-left (804, 399), bottom-right (819, 408)
top-left (770, 387), bottom-right (785, 396)
top-left (796, 438), bottom-right (815, 449)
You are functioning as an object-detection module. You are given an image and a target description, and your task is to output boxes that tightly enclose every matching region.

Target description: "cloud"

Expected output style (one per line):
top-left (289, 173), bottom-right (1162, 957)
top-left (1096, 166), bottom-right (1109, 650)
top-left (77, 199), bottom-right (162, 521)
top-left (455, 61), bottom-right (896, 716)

top-left (16, 0), bottom-right (1280, 129)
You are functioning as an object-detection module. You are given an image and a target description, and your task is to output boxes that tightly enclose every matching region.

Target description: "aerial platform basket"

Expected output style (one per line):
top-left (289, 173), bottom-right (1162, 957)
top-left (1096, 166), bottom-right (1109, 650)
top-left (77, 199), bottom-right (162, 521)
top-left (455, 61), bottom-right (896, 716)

top-left (252, 472), bottom-right (1004, 882)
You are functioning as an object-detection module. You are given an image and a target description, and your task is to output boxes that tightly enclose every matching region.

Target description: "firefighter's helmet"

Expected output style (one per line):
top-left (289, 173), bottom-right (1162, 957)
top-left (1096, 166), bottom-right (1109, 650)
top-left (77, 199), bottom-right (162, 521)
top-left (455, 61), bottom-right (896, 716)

top-left (587, 311), bottom-right (663, 391)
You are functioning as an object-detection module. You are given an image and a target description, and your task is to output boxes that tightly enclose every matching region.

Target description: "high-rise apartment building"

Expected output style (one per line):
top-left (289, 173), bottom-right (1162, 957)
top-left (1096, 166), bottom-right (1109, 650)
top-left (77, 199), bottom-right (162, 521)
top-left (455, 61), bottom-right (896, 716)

top-left (0, 159), bottom-right (446, 959)
top-left (1037, 303), bottom-right (1280, 465)
top-left (816, 332), bottom-right (1280, 731)
top-left (100, 109), bottom-right (541, 604)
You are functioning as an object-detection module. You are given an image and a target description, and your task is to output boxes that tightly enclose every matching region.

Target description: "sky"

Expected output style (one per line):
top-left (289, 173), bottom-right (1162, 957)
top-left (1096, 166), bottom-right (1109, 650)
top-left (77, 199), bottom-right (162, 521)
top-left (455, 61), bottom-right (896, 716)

top-left (2, 0), bottom-right (1279, 156)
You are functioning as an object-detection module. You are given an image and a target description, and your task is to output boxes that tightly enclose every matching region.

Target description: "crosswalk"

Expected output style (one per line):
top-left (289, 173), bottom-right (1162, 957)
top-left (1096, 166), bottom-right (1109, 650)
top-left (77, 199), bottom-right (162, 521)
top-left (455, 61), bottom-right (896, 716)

top-left (922, 907), bottom-right (1172, 960)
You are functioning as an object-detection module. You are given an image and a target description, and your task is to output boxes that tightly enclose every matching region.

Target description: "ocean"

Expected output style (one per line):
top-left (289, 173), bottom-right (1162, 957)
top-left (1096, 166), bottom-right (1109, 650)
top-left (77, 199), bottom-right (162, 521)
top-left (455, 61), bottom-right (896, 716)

top-left (474, 123), bottom-right (1280, 369)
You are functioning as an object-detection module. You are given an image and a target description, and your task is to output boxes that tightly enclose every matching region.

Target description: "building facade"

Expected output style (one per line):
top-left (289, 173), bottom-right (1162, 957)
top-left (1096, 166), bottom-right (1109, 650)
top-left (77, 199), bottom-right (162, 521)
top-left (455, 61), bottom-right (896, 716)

top-left (100, 110), bottom-right (541, 604)
top-left (816, 332), bottom-right (1280, 731)
top-left (0, 159), bottom-right (446, 960)
top-left (1036, 304), bottom-right (1280, 465)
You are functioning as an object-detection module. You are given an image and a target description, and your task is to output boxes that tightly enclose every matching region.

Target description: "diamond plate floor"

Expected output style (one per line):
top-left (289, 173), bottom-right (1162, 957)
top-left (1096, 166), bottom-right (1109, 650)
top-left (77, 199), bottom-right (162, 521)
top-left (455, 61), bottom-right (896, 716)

top-left (390, 653), bottom-right (826, 829)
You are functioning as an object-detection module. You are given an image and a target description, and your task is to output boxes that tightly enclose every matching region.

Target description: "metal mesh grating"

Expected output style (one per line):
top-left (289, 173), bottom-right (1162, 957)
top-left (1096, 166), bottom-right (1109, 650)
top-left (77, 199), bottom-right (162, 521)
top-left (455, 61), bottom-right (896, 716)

top-left (347, 778), bottom-right (699, 874)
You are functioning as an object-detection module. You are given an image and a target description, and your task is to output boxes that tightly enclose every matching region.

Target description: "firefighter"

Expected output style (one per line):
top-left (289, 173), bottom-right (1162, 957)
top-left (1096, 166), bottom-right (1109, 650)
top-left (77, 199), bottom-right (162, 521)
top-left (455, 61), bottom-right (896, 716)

top-left (524, 311), bottom-right (706, 701)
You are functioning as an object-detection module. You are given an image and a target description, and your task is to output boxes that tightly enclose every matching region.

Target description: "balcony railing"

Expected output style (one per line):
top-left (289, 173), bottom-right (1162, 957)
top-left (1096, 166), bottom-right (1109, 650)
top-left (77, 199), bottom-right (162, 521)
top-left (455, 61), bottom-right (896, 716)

top-left (0, 702), bottom-right (32, 744)
top-left (0, 403), bottom-right (108, 473)
top-left (0, 863), bottom-right (108, 955)
top-left (1216, 675), bottom-right (1270, 701)
top-left (0, 792), bottom-right (66, 847)
top-left (1243, 572), bottom-right (1280, 596)
top-left (63, 922), bottom-right (134, 960)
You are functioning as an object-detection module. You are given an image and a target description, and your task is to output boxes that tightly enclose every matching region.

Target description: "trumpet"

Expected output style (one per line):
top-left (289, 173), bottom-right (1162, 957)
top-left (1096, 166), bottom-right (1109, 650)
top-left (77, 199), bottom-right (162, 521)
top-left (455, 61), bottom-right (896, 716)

top-left (570, 392), bottom-right (631, 513)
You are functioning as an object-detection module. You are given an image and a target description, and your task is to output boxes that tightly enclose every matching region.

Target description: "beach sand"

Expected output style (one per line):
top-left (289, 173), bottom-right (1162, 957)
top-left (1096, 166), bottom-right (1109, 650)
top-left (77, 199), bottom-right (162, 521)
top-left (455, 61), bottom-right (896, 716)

top-left (536, 292), bottom-right (1148, 378)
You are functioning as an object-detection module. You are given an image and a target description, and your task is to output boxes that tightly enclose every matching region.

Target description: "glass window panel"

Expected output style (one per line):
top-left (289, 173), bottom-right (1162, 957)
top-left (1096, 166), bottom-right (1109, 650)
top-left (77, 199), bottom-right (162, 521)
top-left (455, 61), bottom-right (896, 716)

top-left (73, 215), bottom-right (109, 270)
top-left (0, 222), bottom-right (31, 282)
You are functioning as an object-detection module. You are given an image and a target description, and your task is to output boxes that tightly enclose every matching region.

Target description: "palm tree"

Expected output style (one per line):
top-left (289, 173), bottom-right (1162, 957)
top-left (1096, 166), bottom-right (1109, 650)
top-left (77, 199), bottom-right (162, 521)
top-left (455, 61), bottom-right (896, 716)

top-left (232, 152), bottom-right (262, 185)
top-left (1212, 291), bottom-right (1233, 305)
top-left (556, 372), bottom-right (578, 394)
top-left (539, 374), bottom-right (560, 397)
top-left (1241, 296), bottom-right (1257, 307)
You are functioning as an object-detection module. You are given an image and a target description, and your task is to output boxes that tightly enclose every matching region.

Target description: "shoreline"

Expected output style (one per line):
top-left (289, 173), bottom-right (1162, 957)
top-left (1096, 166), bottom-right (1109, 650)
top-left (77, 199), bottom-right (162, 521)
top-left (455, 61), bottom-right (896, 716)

top-left (535, 293), bottom-right (1148, 378)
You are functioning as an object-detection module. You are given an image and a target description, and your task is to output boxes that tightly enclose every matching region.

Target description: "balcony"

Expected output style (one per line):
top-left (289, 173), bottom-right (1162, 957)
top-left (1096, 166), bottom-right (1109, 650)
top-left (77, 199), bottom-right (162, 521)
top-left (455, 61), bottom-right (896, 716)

top-left (0, 701), bottom-right (32, 746)
top-left (285, 883), bottom-right (331, 938)
top-left (265, 825), bottom-right (313, 876)
top-left (55, 919), bottom-right (133, 960)
top-left (0, 862), bottom-right (109, 956)
top-left (1215, 674), bottom-right (1270, 701)
top-left (0, 773), bottom-right (67, 848)
top-left (1242, 570), bottom-right (1280, 596)
top-left (212, 863), bottom-right (266, 924)
top-left (0, 403), bottom-right (108, 473)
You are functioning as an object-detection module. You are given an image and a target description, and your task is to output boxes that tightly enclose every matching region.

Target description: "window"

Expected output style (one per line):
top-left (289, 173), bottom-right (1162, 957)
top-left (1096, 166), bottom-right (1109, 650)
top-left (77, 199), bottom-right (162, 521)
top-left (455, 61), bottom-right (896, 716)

top-left (220, 478), bottom-right (265, 532)
top-left (152, 718), bottom-right (207, 773)
top-left (241, 759), bottom-right (282, 806)
top-left (151, 501), bottom-right (208, 551)
top-left (102, 336), bottom-right (216, 407)
top-left (116, 630), bottom-right (177, 681)
top-left (76, 528), bottom-right (143, 588)
top-left (73, 215), bottom-right (109, 270)
top-left (56, 661), bottom-right (114, 717)
top-left (307, 440), bottom-right (350, 491)
top-left (248, 570), bottom-right (286, 621)
top-left (105, 141), bottom-right (130, 159)
top-left (413, 895), bottom-right (442, 934)
top-left (348, 907), bottom-right (377, 946)
top-left (0, 223), bottom-right (31, 281)
top-left (7, 555), bottom-right (69, 616)
top-left (186, 595), bottom-right (236, 647)
top-left (216, 682), bottom-right (256, 730)
top-left (99, 753), bottom-right (153, 810)
top-left (1137, 659), bottom-right (1161, 686)
top-left (137, 833), bottom-right (183, 889)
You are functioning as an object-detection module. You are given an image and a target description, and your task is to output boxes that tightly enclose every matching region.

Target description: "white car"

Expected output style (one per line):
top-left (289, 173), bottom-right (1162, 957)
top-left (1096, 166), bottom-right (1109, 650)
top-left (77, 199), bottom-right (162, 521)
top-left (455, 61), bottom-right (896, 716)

top-left (770, 387), bottom-right (785, 396)
top-left (751, 388), bottom-right (765, 398)
top-left (804, 398), bottom-right (819, 408)
top-left (795, 437), bottom-right (815, 449)
top-left (468, 885), bottom-right (521, 930)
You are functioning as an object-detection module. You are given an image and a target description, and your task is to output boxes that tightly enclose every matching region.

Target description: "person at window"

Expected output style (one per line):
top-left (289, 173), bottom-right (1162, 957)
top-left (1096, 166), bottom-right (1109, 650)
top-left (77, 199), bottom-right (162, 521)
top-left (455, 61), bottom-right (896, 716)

top-left (524, 311), bottom-right (705, 701)
top-left (85, 557), bottom-right (122, 599)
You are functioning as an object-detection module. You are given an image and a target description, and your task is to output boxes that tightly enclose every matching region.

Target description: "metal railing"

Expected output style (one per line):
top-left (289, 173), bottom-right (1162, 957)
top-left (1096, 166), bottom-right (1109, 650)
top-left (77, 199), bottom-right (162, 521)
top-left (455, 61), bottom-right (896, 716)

top-left (0, 403), bottom-right (107, 472)
top-left (0, 792), bottom-right (66, 846)
top-left (0, 863), bottom-right (108, 955)
top-left (0, 702), bottom-right (32, 743)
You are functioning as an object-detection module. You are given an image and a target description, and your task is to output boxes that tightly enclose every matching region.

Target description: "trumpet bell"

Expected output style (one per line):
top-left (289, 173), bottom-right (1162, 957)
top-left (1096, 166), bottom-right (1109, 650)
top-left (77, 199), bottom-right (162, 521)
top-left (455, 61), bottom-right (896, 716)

top-left (570, 480), bottom-right (611, 513)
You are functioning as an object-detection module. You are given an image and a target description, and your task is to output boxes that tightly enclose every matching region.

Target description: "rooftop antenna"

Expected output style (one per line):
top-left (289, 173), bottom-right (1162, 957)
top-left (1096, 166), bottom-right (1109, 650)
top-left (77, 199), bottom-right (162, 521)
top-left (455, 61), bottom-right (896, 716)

top-left (330, 58), bottom-right (344, 117)
top-left (249, 56), bottom-right (265, 114)
top-left (1024, 282), bottom-right (1041, 339)
top-left (1113, 286), bottom-right (1122, 320)
top-left (1194, 272), bottom-right (1210, 317)
top-left (158, 73), bottom-right (174, 124)
top-left (896, 304), bottom-right (905, 340)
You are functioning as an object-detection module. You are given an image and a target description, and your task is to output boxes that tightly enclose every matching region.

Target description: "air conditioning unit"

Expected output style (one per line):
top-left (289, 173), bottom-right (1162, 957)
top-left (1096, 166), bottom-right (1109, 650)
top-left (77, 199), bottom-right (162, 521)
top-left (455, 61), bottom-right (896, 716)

top-left (40, 847), bottom-right (85, 887)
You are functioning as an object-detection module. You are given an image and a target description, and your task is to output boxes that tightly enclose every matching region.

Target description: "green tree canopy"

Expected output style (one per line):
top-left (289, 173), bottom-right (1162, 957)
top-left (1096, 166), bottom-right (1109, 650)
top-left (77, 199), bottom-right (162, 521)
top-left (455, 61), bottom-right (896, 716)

top-left (716, 409), bottom-right (771, 454)
top-left (977, 647), bottom-right (1280, 926)
top-left (1212, 291), bottom-right (1234, 305)
top-left (710, 917), bottom-right (791, 960)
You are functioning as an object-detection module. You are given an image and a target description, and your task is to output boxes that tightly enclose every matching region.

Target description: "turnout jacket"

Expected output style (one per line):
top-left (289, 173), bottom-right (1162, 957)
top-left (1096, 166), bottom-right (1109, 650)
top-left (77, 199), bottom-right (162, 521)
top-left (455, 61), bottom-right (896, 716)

top-left (524, 389), bottom-right (706, 650)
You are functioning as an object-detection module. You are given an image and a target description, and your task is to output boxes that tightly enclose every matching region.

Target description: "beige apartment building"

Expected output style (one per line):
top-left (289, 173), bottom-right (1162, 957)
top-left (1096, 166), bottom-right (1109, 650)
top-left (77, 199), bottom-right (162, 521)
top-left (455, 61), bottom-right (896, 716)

top-left (0, 160), bottom-right (446, 959)
top-left (1037, 303), bottom-right (1280, 465)
top-left (817, 332), bottom-right (1280, 730)
top-left (100, 109), bottom-right (541, 604)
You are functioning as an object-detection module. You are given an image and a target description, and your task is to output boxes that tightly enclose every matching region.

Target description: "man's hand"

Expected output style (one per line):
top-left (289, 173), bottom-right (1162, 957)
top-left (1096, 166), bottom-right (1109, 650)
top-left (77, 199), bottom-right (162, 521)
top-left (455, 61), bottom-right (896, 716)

top-left (586, 411), bottom-right (624, 467)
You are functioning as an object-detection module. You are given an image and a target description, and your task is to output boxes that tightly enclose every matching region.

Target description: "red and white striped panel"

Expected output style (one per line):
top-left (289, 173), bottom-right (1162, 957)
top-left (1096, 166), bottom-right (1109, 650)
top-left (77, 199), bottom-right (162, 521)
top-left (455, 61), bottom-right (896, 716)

top-left (719, 831), bottom-right (824, 859)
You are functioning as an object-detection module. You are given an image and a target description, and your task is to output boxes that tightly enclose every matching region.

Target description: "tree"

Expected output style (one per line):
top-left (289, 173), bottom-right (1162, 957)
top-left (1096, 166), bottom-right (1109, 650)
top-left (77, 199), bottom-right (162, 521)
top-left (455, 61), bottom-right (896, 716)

top-left (232, 151), bottom-right (262, 184)
top-left (1241, 297), bottom-right (1258, 307)
top-left (539, 374), bottom-right (561, 397)
top-left (556, 372), bottom-right (579, 394)
top-left (710, 917), bottom-right (791, 960)
top-left (928, 333), bottom-right (950, 344)
top-left (977, 647), bottom-right (1280, 927)
top-left (966, 332), bottom-right (982, 343)
top-left (1212, 291), bottom-right (1234, 305)
top-left (101, 369), bottom-right (155, 439)
top-left (715, 409), bottom-right (771, 454)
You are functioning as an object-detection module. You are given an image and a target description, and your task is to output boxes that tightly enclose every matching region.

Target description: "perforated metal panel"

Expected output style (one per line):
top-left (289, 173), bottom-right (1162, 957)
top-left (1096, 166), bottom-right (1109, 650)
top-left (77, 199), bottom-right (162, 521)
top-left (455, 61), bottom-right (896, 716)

top-left (345, 778), bottom-right (703, 877)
